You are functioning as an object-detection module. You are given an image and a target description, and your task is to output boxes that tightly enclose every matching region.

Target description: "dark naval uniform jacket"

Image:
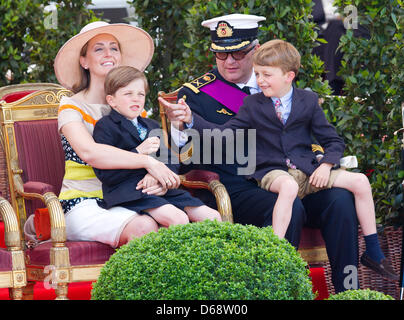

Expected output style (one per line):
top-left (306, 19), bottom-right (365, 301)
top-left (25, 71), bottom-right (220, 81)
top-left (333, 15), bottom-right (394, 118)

top-left (177, 68), bottom-right (252, 177)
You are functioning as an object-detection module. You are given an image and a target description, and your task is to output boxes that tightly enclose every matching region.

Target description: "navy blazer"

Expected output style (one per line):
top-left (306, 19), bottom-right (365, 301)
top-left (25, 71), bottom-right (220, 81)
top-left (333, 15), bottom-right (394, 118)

top-left (192, 88), bottom-right (345, 180)
top-left (93, 109), bottom-right (181, 209)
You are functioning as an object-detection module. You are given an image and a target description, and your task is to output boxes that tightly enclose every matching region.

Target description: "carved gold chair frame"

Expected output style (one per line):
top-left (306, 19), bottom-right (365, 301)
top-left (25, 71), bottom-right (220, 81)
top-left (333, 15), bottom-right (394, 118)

top-left (0, 84), bottom-right (106, 299)
top-left (0, 196), bottom-right (26, 299)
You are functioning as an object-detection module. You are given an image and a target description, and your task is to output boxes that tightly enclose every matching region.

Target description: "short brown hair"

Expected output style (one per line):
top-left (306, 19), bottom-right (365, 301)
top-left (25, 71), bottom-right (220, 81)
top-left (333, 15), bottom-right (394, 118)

top-left (104, 66), bottom-right (149, 96)
top-left (253, 40), bottom-right (301, 75)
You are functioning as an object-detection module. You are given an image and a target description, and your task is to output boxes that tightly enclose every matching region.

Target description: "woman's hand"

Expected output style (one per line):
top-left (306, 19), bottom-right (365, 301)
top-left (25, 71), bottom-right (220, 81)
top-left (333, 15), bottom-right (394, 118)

top-left (145, 157), bottom-right (180, 189)
top-left (136, 137), bottom-right (160, 155)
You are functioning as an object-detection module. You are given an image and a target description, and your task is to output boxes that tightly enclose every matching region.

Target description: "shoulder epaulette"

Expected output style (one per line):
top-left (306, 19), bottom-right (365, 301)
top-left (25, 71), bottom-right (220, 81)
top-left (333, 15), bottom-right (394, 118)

top-left (183, 73), bottom-right (216, 94)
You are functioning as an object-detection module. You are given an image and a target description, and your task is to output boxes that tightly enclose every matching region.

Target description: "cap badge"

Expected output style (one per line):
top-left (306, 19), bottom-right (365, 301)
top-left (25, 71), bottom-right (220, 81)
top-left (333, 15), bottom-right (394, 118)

top-left (216, 21), bottom-right (233, 38)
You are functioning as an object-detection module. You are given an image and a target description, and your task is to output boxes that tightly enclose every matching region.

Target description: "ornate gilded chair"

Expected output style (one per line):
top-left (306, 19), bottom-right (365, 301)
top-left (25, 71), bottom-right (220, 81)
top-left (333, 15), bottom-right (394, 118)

top-left (0, 196), bottom-right (26, 300)
top-left (158, 89), bottom-right (329, 267)
top-left (0, 84), bottom-right (115, 299)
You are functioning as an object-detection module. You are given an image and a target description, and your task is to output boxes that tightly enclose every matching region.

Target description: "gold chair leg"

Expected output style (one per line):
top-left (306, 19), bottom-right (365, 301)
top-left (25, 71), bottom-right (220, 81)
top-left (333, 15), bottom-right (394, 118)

top-left (10, 287), bottom-right (23, 300)
top-left (55, 283), bottom-right (69, 300)
top-left (22, 281), bottom-right (35, 300)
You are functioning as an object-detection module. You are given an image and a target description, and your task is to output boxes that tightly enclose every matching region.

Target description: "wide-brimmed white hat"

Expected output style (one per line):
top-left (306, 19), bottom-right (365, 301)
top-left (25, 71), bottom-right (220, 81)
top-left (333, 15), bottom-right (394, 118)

top-left (54, 21), bottom-right (154, 90)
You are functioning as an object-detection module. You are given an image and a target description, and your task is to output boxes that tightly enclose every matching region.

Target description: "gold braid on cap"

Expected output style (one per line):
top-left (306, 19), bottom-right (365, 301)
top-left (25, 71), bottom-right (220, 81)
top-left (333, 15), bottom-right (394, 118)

top-left (211, 40), bottom-right (251, 51)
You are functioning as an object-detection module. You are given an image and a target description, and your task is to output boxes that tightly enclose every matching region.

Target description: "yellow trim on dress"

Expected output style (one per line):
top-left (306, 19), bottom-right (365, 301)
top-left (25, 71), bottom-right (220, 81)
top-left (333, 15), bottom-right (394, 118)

top-left (59, 189), bottom-right (103, 200)
top-left (63, 160), bottom-right (98, 180)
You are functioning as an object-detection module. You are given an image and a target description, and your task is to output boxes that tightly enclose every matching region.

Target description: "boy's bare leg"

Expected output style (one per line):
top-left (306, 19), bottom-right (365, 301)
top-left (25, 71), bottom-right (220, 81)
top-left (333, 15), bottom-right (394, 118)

top-left (145, 204), bottom-right (189, 227)
top-left (268, 175), bottom-right (299, 238)
top-left (332, 171), bottom-right (376, 236)
top-left (184, 205), bottom-right (222, 222)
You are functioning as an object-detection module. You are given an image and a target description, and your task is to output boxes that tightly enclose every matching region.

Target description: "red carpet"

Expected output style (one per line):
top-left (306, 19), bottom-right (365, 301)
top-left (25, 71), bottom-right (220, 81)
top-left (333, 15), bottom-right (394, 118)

top-left (1, 221), bottom-right (329, 300)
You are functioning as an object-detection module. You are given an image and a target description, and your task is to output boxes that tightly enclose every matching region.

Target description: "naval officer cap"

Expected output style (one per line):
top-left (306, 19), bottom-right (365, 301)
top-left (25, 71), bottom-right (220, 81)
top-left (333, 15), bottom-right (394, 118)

top-left (201, 13), bottom-right (266, 52)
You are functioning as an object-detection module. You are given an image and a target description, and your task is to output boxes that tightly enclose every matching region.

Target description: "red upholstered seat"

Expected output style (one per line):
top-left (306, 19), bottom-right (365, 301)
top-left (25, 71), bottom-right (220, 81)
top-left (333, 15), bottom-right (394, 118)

top-left (183, 170), bottom-right (219, 183)
top-left (299, 227), bottom-right (325, 248)
top-left (2, 91), bottom-right (37, 103)
top-left (27, 241), bottom-right (115, 266)
top-left (0, 250), bottom-right (12, 271)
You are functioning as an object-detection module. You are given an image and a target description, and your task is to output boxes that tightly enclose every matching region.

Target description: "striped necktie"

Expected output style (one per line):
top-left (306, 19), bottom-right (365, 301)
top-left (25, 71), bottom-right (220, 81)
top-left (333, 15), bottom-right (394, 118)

top-left (274, 98), bottom-right (285, 124)
top-left (133, 121), bottom-right (147, 141)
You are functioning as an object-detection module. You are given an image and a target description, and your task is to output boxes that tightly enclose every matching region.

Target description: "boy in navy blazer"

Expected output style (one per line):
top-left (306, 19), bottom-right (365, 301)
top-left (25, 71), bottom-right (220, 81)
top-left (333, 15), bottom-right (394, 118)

top-left (160, 40), bottom-right (397, 280)
top-left (93, 66), bottom-right (221, 228)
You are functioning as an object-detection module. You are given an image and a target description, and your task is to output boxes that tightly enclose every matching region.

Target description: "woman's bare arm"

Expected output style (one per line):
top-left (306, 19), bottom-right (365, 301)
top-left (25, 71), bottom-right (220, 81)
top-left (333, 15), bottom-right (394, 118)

top-left (61, 121), bottom-right (180, 189)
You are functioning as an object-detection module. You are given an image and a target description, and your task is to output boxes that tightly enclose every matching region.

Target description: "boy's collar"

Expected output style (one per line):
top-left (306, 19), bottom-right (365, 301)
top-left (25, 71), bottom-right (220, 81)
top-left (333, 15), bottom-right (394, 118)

top-left (271, 86), bottom-right (293, 103)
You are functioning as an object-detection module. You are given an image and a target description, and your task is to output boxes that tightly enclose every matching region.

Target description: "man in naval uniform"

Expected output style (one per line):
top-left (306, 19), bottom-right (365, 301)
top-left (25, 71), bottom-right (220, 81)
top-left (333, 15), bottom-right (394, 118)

top-left (163, 14), bottom-right (359, 292)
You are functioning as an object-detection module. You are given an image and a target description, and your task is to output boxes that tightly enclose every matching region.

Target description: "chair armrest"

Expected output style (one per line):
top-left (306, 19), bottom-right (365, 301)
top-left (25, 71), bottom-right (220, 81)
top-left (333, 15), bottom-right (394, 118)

top-left (181, 170), bottom-right (220, 187)
top-left (180, 170), bottom-right (233, 223)
top-left (0, 196), bottom-right (22, 250)
top-left (0, 196), bottom-right (26, 291)
top-left (14, 179), bottom-right (66, 244)
top-left (23, 181), bottom-right (55, 195)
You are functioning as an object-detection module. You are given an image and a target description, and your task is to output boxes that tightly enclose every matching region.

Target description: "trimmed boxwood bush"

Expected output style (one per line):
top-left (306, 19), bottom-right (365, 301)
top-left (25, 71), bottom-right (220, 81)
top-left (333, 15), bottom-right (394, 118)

top-left (91, 220), bottom-right (314, 300)
top-left (327, 289), bottom-right (394, 300)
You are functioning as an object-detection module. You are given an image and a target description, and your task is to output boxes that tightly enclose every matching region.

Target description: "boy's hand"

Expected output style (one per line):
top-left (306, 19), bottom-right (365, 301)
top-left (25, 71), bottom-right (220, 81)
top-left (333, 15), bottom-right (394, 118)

top-left (158, 97), bottom-right (192, 128)
top-left (136, 136), bottom-right (160, 155)
top-left (309, 163), bottom-right (333, 188)
top-left (136, 174), bottom-right (168, 195)
top-left (136, 173), bottom-right (158, 189)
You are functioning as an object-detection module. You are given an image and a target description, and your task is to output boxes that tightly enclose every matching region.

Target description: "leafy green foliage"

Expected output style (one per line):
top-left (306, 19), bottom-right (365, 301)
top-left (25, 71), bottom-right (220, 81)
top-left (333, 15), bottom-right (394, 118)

top-left (327, 289), bottom-right (394, 300)
top-left (0, 0), bottom-right (98, 86)
top-left (91, 220), bottom-right (314, 300)
top-left (323, 0), bottom-right (404, 226)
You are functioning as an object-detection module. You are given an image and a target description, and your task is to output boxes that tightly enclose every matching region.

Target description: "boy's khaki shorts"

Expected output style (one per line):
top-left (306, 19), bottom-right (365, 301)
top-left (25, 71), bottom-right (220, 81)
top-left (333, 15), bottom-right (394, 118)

top-left (260, 168), bottom-right (343, 199)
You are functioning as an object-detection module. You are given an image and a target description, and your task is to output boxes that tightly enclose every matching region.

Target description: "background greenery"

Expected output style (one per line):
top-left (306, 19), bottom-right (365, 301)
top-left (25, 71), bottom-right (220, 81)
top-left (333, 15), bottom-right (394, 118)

top-left (0, 0), bottom-right (97, 86)
top-left (1, 0), bottom-right (403, 226)
top-left (326, 0), bottom-right (403, 226)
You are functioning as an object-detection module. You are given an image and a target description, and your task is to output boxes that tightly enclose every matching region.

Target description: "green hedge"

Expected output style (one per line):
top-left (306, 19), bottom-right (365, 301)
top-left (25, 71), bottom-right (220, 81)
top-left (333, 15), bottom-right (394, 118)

top-left (91, 220), bottom-right (314, 300)
top-left (323, 0), bottom-right (404, 225)
top-left (327, 289), bottom-right (394, 300)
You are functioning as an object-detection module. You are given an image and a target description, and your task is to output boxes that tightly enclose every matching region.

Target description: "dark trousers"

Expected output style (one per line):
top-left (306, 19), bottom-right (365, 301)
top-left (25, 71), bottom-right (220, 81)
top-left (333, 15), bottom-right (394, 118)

top-left (302, 187), bottom-right (359, 292)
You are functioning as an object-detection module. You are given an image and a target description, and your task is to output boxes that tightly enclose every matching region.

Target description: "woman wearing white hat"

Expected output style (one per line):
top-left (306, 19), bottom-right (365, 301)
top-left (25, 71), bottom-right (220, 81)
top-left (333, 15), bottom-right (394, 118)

top-left (54, 21), bottom-right (180, 247)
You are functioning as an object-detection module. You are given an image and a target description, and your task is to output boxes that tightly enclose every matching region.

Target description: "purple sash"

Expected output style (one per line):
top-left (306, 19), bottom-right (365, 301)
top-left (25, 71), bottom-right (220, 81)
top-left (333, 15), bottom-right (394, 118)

top-left (199, 79), bottom-right (247, 114)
